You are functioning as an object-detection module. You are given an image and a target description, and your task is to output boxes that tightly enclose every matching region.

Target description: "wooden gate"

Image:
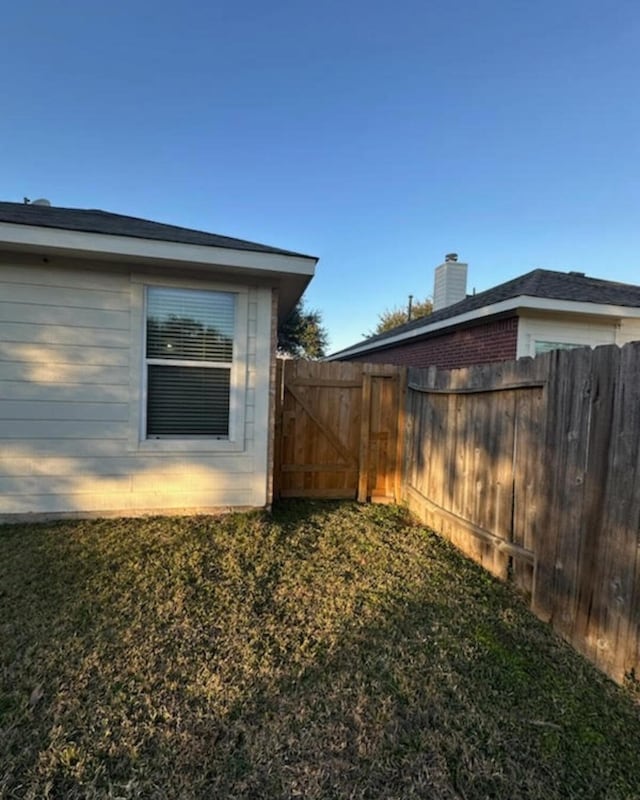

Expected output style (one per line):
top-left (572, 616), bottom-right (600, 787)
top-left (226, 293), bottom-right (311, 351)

top-left (273, 360), bottom-right (406, 502)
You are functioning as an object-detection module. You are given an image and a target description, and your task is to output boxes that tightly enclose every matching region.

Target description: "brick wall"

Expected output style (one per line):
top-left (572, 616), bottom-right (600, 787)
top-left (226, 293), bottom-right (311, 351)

top-left (343, 316), bottom-right (518, 369)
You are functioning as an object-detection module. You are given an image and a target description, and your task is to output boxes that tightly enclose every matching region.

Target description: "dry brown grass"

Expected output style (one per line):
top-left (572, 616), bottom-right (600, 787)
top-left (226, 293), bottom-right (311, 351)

top-left (1, 501), bottom-right (639, 799)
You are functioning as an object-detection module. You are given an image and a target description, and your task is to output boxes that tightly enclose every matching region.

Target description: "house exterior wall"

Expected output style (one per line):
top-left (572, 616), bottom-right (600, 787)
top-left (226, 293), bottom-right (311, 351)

top-left (340, 308), bottom-right (640, 370)
top-left (617, 318), bottom-right (640, 345)
top-left (516, 313), bottom-right (621, 358)
top-left (342, 317), bottom-right (518, 369)
top-left (265, 288), bottom-right (279, 508)
top-left (0, 255), bottom-right (274, 518)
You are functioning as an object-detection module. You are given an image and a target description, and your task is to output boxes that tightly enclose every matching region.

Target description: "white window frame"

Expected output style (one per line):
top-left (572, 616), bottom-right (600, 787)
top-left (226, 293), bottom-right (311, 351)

top-left (534, 340), bottom-right (584, 355)
top-left (129, 276), bottom-right (248, 453)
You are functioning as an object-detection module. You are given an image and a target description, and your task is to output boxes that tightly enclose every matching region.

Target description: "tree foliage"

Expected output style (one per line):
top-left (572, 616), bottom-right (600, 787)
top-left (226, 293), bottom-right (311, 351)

top-left (277, 298), bottom-right (328, 359)
top-left (370, 296), bottom-right (433, 336)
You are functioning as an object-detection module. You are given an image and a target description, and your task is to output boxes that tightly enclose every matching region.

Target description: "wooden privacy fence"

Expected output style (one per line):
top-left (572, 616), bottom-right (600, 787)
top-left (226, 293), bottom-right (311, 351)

top-left (272, 345), bottom-right (640, 685)
top-left (404, 358), bottom-right (546, 593)
top-left (404, 341), bottom-right (640, 685)
top-left (273, 359), bottom-right (406, 502)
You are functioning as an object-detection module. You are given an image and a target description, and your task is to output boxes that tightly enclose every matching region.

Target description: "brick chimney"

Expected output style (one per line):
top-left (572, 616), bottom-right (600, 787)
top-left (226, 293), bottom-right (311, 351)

top-left (433, 253), bottom-right (468, 311)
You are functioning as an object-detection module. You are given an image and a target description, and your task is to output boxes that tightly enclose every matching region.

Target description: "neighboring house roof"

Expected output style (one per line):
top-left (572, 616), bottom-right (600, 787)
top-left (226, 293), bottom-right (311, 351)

top-left (331, 269), bottom-right (640, 359)
top-left (0, 200), bottom-right (317, 321)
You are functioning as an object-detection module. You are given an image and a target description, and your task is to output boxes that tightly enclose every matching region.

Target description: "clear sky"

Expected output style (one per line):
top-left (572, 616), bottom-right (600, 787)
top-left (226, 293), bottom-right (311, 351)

top-left (2, 0), bottom-right (639, 353)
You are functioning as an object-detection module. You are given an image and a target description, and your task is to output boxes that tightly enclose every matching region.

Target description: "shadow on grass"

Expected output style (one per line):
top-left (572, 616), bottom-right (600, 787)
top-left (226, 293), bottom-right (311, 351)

top-left (1, 501), bottom-right (639, 799)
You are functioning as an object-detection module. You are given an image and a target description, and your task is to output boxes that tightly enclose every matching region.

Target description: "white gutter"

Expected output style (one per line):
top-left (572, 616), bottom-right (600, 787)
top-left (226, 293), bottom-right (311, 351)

top-left (333, 295), bottom-right (640, 359)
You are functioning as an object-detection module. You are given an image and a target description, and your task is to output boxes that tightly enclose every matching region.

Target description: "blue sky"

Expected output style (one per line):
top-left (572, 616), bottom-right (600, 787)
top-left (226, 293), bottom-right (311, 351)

top-left (3, 0), bottom-right (639, 352)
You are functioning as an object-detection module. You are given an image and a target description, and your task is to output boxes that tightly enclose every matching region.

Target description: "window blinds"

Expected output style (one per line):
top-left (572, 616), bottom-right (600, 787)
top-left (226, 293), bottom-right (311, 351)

top-left (145, 287), bottom-right (236, 438)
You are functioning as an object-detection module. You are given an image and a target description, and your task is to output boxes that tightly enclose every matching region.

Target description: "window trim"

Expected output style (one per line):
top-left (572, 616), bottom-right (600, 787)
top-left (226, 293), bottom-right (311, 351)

top-left (129, 276), bottom-right (248, 453)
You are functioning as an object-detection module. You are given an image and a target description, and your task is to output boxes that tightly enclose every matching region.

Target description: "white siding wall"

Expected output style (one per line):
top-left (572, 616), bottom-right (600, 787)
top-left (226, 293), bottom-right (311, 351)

top-left (517, 313), bottom-right (618, 358)
top-left (617, 318), bottom-right (640, 345)
top-left (0, 258), bottom-right (273, 518)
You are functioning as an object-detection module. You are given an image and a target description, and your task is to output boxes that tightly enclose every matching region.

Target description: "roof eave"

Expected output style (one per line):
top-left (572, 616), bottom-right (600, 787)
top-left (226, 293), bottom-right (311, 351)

top-left (0, 221), bottom-right (317, 320)
top-left (330, 295), bottom-right (640, 359)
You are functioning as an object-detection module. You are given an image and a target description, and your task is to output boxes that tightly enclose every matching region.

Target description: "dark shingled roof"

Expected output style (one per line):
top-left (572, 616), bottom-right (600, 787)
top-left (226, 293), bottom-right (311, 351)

top-left (332, 268), bottom-right (640, 357)
top-left (0, 201), bottom-right (312, 258)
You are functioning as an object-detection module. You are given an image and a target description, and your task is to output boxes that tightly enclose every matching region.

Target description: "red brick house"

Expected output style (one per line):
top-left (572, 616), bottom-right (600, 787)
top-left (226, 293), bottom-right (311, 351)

top-left (329, 256), bottom-right (640, 369)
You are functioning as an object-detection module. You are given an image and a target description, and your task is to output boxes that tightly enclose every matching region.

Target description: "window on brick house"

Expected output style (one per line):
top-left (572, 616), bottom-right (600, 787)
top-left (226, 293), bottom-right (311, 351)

top-left (534, 340), bottom-right (583, 355)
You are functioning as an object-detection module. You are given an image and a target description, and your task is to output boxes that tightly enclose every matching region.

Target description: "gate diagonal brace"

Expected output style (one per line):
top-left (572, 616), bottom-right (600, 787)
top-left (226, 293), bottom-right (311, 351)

top-left (285, 384), bottom-right (358, 467)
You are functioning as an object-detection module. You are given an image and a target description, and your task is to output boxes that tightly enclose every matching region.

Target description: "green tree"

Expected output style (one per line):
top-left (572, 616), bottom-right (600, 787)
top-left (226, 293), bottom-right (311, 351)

top-left (277, 298), bottom-right (328, 359)
top-left (370, 296), bottom-right (433, 336)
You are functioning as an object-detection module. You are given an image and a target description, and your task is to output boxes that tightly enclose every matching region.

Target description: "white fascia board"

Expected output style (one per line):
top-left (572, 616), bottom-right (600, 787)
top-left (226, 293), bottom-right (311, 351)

top-left (0, 221), bottom-right (317, 278)
top-left (334, 295), bottom-right (640, 359)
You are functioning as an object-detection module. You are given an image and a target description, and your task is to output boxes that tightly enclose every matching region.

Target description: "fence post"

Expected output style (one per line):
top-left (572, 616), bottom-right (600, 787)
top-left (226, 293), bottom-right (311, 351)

top-left (357, 367), bottom-right (372, 502)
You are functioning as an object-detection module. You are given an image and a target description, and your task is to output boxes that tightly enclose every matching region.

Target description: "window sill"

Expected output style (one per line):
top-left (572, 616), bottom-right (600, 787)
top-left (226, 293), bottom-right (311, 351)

top-left (135, 438), bottom-right (245, 454)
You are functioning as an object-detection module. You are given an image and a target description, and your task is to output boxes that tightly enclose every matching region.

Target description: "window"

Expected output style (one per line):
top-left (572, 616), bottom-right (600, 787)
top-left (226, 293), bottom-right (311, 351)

top-left (145, 287), bottom-right (236, 438)
top-left (534, 340), bottom-right (583, 355)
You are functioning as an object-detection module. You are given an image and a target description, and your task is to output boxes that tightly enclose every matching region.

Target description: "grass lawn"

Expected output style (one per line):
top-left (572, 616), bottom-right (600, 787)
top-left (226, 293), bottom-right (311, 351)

top-left (1, 501), bottom-right (639, 799)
